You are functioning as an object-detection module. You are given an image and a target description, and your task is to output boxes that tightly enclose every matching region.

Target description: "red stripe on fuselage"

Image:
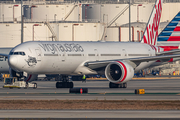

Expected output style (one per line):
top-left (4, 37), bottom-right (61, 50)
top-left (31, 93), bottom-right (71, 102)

top-left (158, 46), bottom-right (179, 51)
top-left (117, 61), bottom-right (127, 82)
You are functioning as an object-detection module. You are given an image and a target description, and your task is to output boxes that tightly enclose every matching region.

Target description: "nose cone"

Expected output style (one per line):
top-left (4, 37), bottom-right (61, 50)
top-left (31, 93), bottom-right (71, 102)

top-left (8, 56), bottom-right (18, 70)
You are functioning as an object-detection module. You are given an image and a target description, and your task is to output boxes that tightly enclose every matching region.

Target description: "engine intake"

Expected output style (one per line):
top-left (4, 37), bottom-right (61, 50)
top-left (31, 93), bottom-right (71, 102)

top-left (105, 61), bottom-right (134, 83)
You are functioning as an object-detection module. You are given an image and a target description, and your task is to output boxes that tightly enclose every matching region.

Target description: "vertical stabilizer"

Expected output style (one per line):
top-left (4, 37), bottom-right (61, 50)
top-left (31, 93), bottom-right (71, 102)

top-left (158, 12), bottom-right (180, 41)
top-left (141, 0), bottom-right (163, 45)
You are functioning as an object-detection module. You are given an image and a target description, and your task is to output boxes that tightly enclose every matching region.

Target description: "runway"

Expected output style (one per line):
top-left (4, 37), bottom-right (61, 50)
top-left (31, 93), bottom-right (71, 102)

top-left (0, 110), bottom-right (180, 118)
top-left (0, 77), bottom-right (180, 100)
top-left (0, 77), bottom-right (180, 119)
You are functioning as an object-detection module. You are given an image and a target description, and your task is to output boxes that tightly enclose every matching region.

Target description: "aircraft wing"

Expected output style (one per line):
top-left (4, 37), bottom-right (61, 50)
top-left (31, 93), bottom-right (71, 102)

top-left (156, 49), bottom-right (180, 55)
top-left (0, 53), bottom-right (9, 58)
top-left (84, 54), bottom-right (180, 70)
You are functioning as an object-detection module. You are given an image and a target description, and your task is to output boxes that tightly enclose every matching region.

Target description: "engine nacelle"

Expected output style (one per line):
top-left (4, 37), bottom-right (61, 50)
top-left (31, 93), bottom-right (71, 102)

top-left (105, 61), bottom-right (134, 83)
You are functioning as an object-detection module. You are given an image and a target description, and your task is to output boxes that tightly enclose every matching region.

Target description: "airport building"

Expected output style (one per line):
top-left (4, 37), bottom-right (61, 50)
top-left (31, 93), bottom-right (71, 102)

top-left (0, 0), bottom-right (180, 74)
top-left (0, 0), bottom-right (180, 47)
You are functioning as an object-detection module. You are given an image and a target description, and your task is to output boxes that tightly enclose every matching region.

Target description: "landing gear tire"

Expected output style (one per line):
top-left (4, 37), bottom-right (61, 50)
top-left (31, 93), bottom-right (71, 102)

top-left (56, 82), bottom-right (63, 88)
top-left (24, 84), bottom-right (28, 89)
top-left (119, 84), bottom-right (123, 88)
top-left (69, 82), bottom-right (73, 88)
top-left (109, 82), bottom-right (127, 88)
top-left (123, 83), bottom-right (127, 88)
top-left (33, 83), bottom-right (37, 89)
top-left (56, 82), bottom-right (74, 88)
top-left (109, 82), bottom-right (119, 88)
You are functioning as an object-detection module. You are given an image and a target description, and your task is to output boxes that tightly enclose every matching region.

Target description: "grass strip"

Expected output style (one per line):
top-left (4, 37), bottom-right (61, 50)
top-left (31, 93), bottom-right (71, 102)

top-left (0, 100), bottom-right (180, 110)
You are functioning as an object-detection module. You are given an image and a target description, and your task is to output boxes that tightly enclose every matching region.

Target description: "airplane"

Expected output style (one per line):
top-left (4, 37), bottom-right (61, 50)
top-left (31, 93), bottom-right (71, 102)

top-left (0, 48), bottom-right (38, 82)
top-left (3, 0), bottom-right (180, 89)
top-left (1, 10), bottom-right (180, 78)
top-left (157, 11), bottom-right (180, 50)
top-left (150, 11), bottom-right (180, 67)
top-left (0, 48), bottom-right (11, 74)
top-left (0, 48), bottom-right (84, 82)
top-left (4, 0), bottom-right (175, 88)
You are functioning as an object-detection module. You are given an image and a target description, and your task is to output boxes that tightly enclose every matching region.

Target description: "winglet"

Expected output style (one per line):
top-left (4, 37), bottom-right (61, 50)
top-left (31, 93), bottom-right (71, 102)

top-left (141, 0), bottom-right (163, 45)
top-left (158, 12), bottom-right (180, 41)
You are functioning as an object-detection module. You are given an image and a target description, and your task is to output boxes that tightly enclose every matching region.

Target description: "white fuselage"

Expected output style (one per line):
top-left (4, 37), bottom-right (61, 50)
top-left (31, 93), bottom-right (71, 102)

top-left (8, 41), bottom-right (158, 75)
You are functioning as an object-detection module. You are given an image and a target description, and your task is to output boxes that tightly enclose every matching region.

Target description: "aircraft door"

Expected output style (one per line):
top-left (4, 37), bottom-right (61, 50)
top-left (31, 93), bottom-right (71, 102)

top-left (61, 51), bottom-right (66, 62)
top-left (122, 49), bottom-right (127, 58)
top-left (148, 49), bottom-right (152, 56)
top-left (35, 49), bottom-right (41, 61)
top-left (94, 49), bottom-right (99, 61)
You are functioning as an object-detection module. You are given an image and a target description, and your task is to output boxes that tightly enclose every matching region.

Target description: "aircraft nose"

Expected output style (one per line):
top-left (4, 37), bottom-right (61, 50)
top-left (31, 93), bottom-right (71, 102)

top-left (8, 55), bottom-right (18, 69)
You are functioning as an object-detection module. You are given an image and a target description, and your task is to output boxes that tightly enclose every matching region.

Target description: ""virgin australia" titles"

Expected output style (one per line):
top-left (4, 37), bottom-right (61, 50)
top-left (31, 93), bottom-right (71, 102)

top-left (39, 43), bottom-right (84, 54)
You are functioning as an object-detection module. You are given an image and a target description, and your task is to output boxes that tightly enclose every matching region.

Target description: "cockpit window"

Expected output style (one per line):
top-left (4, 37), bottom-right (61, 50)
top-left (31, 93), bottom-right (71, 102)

top-left (9, 52), bottom-right (25, 56)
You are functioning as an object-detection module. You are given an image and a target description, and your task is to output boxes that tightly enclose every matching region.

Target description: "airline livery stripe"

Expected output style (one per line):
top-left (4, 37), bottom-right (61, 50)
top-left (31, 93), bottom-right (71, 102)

top-left (168, 23), bottom-right (179, 26)
top-left (158, 12), bottom-right (180, 41)
top-left (158, 37), bottom-right (169, 41)
top-left (117, 61), bottom-right (127, 82)
top-left (167, 36), bottom-right (180, 41)
top-left (174, 26), bottom-right (180, 31)
top-left (166, 26), bottom-right (176, 28)
top-left (171, 21), bottom-right (179, 23)
top-left (171, 32), bottom-right (180, 36)
top-left (163, 28), bottom-right (176, 31)
top-left (159, 46), bottom-right (179, 51)
top-left (159, 32), bottom-right (172, 36)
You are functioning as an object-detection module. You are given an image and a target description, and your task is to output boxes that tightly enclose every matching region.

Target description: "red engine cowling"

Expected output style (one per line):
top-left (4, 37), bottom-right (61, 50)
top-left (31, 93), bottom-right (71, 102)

top-left (105, 61), bottom-right (134, 83)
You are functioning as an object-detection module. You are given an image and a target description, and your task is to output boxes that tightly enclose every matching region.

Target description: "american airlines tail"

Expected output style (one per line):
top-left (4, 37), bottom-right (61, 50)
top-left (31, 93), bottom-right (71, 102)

top-left (157, 12), bottom-right (180, 51)
top-left (158, 12), bottom-right (180, 42)
top-left (141, 0), bottom-right (163, 45)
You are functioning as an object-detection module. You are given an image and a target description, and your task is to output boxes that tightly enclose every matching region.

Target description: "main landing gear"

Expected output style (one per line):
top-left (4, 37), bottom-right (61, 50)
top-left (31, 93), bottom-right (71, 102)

top-left (109, 82), bottom-right (127, 88)
top-left (56, 75), bottom-right (74, 88)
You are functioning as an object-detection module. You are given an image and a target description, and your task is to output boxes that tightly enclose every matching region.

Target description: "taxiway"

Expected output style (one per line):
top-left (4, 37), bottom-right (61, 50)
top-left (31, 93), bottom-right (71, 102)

top-left (0, 77), bottom-right (179, 100)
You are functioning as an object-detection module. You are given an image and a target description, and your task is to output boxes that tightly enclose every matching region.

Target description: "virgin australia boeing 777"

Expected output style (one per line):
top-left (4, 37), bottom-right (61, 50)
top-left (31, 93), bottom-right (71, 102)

top-left (6, 0), bottom-right (180, 88)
